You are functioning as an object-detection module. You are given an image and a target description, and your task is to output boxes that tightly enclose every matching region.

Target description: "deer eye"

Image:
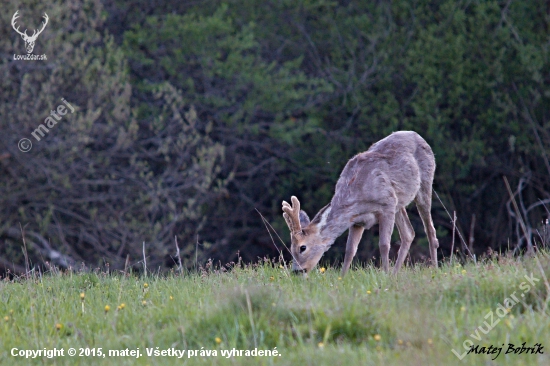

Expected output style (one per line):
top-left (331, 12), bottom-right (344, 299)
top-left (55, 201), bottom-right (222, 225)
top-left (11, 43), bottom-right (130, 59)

top-left (300, 245), bottom-right (307, 253)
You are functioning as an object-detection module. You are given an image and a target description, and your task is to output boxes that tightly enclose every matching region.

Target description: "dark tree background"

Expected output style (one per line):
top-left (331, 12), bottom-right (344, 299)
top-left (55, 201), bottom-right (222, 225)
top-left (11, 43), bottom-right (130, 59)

top-left (1, 0), bottom-right (549, 274)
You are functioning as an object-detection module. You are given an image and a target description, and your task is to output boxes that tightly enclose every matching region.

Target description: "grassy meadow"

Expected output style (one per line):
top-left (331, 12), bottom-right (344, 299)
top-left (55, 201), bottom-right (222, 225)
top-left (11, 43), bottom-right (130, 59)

top-left (1, 254), bottom-right (549, 365)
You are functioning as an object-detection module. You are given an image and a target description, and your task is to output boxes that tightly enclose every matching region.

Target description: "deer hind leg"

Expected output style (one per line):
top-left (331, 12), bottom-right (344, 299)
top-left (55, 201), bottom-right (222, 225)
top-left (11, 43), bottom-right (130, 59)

top-left (378, 212), bottom-right (395, 272)
top-left (342, 224), bottom-right (365, 276)
top-left (415, 185), bottom-right (439, 267)
top-left (392, 207), bottom-right (415, 275)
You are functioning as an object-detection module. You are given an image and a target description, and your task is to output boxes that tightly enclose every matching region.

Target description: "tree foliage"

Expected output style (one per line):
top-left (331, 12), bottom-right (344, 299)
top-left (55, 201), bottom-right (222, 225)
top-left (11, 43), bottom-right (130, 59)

top-left (1, 0), bottom-right (549, 273)
top-left (0, 0), bottom-right (226, 272)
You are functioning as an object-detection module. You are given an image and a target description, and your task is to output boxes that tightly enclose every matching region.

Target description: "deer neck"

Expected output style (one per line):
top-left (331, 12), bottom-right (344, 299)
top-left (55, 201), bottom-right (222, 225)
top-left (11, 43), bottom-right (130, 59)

top-left (308, 205), bottom-right (351, 247)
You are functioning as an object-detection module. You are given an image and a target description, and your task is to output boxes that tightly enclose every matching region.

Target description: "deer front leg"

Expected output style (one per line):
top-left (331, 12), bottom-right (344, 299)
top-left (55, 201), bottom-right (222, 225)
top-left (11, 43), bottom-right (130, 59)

top-left (342, 224), bottom-right (365, 276)
top-left (378, 212), bottom-right (396, 272)
top-left (393, 207), bottom-right (415, 275)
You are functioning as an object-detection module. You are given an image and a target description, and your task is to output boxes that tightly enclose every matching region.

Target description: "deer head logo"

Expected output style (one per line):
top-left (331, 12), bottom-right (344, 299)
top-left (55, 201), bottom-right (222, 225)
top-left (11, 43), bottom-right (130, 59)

top-left (11, 10), bottom-right (49, 54)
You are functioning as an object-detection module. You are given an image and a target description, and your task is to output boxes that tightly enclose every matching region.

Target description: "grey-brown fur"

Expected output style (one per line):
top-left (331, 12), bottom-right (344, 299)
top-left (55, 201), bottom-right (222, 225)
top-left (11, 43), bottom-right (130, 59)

top-left (282, 131), bottom-right (439, 275)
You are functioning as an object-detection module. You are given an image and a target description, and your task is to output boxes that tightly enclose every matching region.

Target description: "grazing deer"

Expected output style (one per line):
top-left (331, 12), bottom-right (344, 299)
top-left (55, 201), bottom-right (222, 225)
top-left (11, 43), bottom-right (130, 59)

top-left (282, 131), bottom-right (439, 275)
top-left (11, 11), bottom-right (49, 54)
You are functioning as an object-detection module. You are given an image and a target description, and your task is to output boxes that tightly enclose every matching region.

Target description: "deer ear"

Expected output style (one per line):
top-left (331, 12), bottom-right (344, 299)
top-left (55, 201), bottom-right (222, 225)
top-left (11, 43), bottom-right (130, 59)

top-left (299, 210), bottom-right (310, 227)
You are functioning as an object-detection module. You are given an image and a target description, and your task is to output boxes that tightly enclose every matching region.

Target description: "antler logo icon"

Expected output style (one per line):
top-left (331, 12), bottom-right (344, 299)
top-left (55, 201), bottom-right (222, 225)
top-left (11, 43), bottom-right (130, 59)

top-left (11, 10), bottom-right (49, 54)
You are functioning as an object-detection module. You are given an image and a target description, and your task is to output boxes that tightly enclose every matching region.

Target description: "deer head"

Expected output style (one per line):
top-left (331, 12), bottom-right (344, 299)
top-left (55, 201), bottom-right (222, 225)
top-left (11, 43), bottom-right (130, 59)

top-left (282, 196), bottom-right (330, 275)
top-left (12, 11), bottom-right (49, 54)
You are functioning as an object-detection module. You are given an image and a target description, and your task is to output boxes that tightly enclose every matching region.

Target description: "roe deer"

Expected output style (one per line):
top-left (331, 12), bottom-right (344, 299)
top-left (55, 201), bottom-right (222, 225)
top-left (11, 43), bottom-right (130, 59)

top-left (282, 131), bottom-right (439, 275)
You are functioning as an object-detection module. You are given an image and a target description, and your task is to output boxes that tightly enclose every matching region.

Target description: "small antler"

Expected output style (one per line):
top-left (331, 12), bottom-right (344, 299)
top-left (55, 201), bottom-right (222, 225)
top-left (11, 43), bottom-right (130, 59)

top-left (282, 196), bottom-right (302, 236)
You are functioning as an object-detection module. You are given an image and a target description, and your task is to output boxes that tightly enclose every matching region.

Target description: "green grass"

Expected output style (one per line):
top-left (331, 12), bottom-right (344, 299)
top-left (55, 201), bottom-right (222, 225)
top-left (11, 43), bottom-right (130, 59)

top-left (1, 254), bottom-right (550, 365)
